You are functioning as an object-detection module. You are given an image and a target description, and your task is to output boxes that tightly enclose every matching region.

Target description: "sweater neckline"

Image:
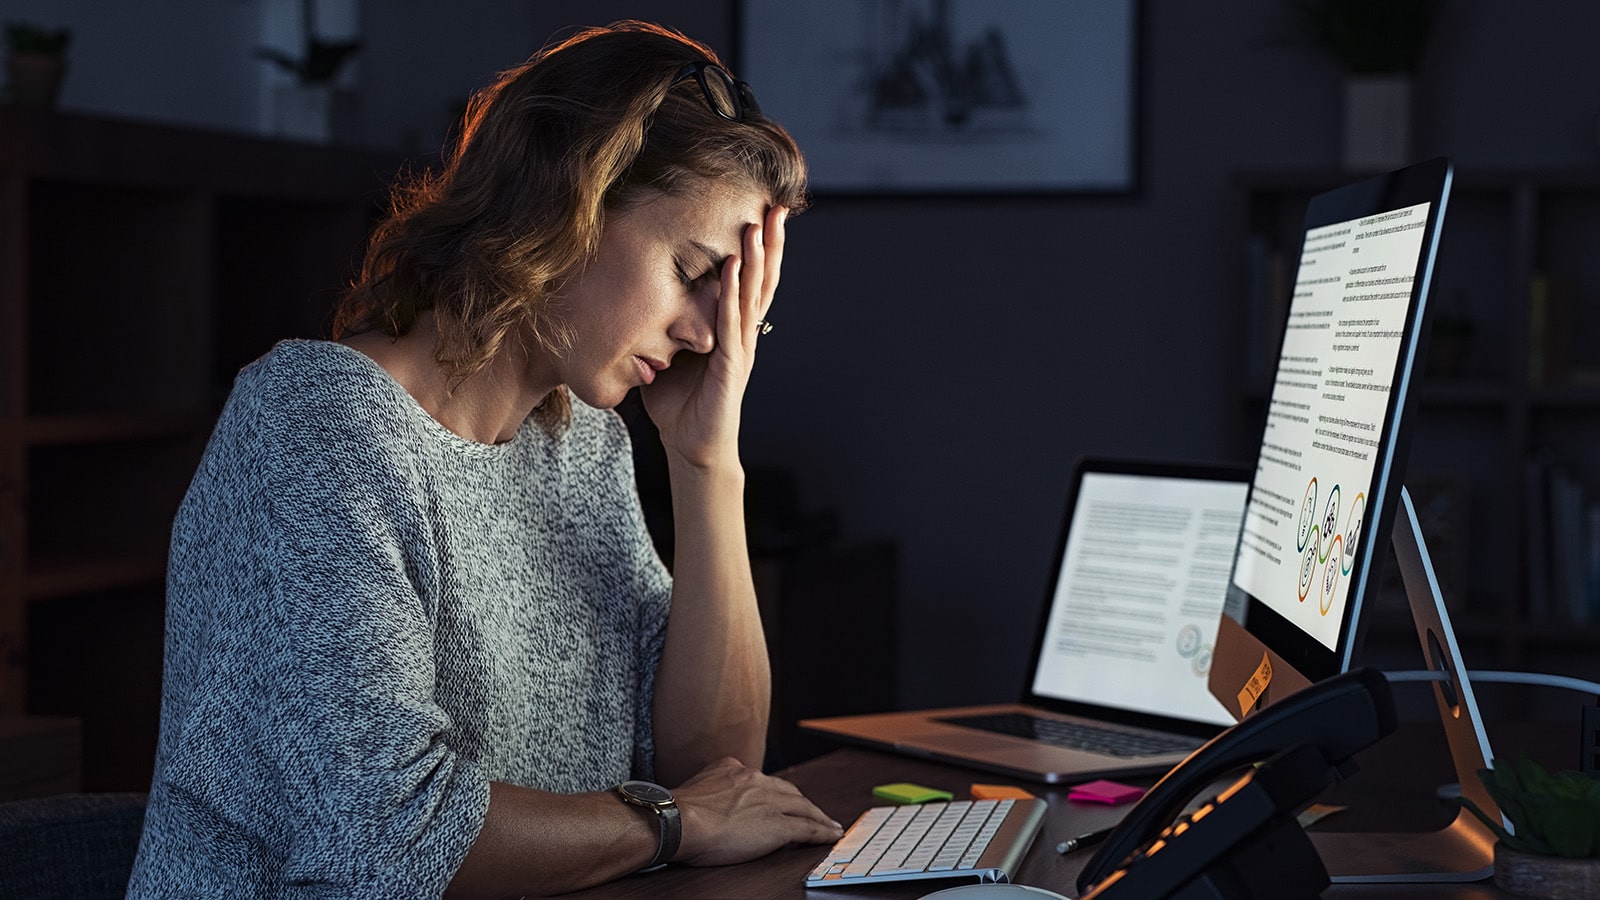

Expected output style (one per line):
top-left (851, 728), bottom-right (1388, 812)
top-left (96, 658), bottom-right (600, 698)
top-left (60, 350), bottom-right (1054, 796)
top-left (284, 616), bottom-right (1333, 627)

top-left (307, 339), bottom-right (535, 458)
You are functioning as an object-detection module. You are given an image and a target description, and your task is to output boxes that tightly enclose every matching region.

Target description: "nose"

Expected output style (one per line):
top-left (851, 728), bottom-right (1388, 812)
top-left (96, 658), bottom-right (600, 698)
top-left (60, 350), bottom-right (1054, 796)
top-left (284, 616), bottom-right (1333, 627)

top-left (669, 297), bottom-right (716, 355)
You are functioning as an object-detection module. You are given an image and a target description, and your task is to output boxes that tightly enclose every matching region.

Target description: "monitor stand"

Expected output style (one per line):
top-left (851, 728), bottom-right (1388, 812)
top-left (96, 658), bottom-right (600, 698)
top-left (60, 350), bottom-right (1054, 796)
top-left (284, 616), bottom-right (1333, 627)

top-left (1314, 486), bottom-right (1501, 883)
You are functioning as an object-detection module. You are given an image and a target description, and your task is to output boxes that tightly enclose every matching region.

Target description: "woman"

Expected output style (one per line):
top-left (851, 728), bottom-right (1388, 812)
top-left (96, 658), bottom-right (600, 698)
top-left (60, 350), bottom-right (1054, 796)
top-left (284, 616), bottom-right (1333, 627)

top-left (128, 21), bottom-right (843, 898)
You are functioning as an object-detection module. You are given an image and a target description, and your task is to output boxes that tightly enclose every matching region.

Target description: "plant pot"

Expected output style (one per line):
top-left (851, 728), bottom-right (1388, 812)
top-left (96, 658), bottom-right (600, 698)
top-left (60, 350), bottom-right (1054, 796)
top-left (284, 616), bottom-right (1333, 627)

top-left (1495, 843), bottom-right (1600, 899)
top-left (6, 53), bottom-right (67, 107)
top-left (1342, 74), bottom-right (1411, 170)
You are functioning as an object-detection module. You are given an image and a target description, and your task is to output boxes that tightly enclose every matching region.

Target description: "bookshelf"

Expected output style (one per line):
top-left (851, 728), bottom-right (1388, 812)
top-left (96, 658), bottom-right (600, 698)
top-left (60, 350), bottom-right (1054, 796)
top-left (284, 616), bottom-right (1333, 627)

top-left (0, 108), bottom-right (399, 787)
top-left (1231, 168), bottom-right (1600, 685)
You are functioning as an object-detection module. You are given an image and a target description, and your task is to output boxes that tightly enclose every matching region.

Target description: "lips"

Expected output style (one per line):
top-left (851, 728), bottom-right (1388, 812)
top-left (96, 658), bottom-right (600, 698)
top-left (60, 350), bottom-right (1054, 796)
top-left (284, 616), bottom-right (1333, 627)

top-left (634, 355), bottom-right (666, 385)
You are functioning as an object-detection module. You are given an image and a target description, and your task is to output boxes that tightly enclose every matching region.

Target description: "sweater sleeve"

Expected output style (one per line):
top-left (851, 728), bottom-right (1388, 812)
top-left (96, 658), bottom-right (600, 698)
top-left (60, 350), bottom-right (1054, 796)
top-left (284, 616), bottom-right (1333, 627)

top-left (153, 361), bottom-right (490, 898)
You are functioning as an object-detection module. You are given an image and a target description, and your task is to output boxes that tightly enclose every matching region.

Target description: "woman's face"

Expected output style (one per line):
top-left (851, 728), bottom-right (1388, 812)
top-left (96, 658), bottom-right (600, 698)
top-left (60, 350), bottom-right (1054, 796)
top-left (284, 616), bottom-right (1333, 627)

top-left (546, 180), bottom-right (768, 410)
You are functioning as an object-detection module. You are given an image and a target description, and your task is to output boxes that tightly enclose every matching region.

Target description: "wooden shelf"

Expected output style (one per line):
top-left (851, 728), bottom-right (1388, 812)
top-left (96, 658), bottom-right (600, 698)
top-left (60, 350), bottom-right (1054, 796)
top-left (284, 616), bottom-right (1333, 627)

top-left (0, 110), bottom-right (401, 742)
top-left (1529, 383), bottom-right (1600, 409)
top-left (1417, 380), bottom-right (1512, 407)
top-left (1234, 167), bottom-right (1600, 193)
top-left (0, 106), bottom-right (405, 200)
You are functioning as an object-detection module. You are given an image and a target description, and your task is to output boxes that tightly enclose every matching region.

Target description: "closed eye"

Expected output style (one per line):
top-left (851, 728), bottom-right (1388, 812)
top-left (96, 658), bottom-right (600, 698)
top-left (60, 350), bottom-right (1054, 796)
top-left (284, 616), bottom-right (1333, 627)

top-left (675, 260), bottom-right (720, 289)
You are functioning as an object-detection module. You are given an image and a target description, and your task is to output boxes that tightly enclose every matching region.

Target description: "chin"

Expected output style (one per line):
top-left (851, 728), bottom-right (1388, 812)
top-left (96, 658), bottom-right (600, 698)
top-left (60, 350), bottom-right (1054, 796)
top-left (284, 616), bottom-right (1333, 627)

top-left (568, 381), bottom-right (627, 411)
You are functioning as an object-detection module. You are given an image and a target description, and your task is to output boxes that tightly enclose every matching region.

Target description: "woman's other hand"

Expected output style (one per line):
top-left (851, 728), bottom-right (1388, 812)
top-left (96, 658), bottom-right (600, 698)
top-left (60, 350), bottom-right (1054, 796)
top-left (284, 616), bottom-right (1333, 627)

top-left (643, 203), bottom-right (787, 470)
top-left (670, 756), bottom-right (842, 867)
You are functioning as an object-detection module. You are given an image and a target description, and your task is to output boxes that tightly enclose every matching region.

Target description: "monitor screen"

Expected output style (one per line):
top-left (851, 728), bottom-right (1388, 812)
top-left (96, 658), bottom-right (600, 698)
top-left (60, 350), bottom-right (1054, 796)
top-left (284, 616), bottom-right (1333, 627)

top-left (1211, 159), bottom-right (1453, 716)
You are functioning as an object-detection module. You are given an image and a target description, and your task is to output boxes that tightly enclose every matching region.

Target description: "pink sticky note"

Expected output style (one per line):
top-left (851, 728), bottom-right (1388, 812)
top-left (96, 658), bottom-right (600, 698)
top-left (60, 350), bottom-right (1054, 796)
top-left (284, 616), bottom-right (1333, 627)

top-left (1068, 779), bottom-right (1145, 805)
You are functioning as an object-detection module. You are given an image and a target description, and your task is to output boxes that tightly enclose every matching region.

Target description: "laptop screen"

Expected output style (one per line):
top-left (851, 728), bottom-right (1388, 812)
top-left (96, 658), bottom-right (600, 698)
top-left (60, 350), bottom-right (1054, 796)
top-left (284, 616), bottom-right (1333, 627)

top-left (1030, 466), bottom-right (1246, 728)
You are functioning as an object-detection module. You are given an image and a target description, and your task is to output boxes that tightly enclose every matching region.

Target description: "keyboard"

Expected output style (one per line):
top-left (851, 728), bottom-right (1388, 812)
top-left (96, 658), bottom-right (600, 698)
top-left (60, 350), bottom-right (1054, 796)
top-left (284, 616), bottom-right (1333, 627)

top-left (938, 712), bottom-right (1202, 758)
top-left (804, 798), bottom-right (1048, 888)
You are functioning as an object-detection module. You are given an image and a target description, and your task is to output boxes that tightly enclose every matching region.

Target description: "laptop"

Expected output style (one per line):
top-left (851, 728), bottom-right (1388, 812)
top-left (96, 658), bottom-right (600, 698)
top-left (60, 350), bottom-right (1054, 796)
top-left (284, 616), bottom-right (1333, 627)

top-left (800, 457), bottom-right (1252, 784)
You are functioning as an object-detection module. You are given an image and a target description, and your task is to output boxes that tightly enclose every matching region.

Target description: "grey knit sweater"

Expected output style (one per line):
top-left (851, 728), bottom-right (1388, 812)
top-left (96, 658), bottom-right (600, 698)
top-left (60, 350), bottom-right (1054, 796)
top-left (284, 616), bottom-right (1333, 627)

top-left (126, 340), bottom-right (673, 898)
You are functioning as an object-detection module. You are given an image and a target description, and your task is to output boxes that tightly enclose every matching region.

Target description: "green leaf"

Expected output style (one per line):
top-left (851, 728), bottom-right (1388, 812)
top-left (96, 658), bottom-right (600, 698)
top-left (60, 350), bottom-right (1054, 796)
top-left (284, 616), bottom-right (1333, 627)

top-left (1517, 754), bottom-right (1553, 794)
top-left (1536, 798), bottom-right (1595, 858)
top-left (1476, 757), bottom-right (1600, 858)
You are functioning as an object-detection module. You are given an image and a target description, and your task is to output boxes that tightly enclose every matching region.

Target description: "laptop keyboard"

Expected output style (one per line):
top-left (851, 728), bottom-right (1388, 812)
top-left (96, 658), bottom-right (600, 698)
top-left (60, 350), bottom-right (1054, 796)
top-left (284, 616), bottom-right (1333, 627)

top-left (937, 712), bottom-right (1201, 758)
top-left (805, 798), bottom-right (1047, 887)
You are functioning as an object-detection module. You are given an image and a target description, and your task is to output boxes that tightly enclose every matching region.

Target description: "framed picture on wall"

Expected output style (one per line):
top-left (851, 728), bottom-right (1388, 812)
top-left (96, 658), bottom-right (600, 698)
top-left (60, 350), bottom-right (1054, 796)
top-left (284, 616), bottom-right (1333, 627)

top-left (735, 0), bottom-right (1140, 195)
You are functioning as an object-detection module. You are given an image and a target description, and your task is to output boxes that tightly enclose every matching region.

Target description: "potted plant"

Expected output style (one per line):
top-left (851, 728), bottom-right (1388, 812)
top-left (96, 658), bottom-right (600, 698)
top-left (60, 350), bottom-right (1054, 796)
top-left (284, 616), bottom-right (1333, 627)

top-left (1460, 754), bottom-right (1600, 900)
top-left (5, 22), bottom-right (71, 108)
top-left (257, 0), bottom-right (362, 143)
top-left (1285, 0), bottom-right (1439, 169)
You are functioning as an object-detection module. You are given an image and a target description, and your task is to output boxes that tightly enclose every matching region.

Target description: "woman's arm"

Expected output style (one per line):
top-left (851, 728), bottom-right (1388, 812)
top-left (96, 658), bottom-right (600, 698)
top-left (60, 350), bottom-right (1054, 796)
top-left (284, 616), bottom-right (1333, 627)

top-left (447, 759), bottom-right (841, 897)
top-left (642, 204), bottom-right (790, 782)
top-left (651, 458), bottom-right (770, 782)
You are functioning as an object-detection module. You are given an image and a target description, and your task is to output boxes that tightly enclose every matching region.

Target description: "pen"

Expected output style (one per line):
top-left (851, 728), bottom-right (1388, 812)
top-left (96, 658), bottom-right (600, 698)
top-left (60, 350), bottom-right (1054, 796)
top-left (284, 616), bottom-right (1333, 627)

top-left (1056, 827), bottom-right (1113, 855)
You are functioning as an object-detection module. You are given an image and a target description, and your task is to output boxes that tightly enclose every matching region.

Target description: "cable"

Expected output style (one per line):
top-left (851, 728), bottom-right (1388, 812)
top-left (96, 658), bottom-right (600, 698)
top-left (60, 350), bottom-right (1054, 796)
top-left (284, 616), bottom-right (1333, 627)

top-left (1383, 669), bottom-right (1600, 697)
top-left (1387, 668), bottom-right (1600, 775)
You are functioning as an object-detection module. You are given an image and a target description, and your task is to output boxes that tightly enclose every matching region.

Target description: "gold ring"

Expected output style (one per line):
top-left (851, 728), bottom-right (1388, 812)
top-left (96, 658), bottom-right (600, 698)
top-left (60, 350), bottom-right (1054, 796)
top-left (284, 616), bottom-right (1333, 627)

top-left (755, 320), bottom-right (773, 335)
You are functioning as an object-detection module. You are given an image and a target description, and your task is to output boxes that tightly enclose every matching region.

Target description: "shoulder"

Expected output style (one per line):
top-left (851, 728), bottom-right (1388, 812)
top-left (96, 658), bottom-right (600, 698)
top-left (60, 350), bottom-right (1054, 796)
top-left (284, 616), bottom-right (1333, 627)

top-left (227, 340), bottom-right (416, 442)
top-left (206, 340), bottom-right (426, 491)
top-left (239, 340), bottom-right (407, 421)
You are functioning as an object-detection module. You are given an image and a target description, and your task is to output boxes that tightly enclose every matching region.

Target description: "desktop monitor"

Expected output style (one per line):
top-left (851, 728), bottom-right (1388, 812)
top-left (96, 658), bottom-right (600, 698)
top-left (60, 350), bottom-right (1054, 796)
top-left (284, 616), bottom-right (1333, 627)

top-left (1208, 158), bottom-right (1454, 719)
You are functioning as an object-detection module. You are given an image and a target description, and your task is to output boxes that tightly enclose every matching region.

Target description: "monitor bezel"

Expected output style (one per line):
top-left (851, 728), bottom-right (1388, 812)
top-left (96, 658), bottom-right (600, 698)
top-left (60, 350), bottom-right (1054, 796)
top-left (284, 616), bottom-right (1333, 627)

top-left (1220, 158), bottom-right (1454, 688)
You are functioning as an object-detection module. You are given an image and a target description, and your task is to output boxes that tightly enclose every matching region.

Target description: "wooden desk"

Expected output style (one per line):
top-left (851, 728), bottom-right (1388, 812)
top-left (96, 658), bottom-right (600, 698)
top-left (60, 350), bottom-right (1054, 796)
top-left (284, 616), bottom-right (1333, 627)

top-left (563, 722), bottom-right (1538, 899)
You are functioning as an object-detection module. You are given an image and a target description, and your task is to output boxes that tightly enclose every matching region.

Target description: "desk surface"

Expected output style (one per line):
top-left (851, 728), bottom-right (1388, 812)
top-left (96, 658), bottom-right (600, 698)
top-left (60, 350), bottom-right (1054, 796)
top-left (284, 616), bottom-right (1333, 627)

top-left (562, 721), bottom-right (1541, 899)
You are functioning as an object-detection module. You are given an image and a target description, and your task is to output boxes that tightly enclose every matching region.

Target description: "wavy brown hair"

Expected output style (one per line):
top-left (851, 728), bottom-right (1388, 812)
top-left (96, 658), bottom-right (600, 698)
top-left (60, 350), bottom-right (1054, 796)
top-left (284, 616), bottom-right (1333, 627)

top-left (333, 21), bottom-right (808, 426)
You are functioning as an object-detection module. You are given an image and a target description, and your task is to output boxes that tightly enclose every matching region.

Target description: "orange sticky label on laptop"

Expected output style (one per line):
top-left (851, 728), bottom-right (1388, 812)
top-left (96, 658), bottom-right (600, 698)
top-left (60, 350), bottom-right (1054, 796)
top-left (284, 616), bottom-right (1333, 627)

top-left (970, 783), bottom-right (1036, 800)
top-left (1237, 651), bottom-right (1273, 716)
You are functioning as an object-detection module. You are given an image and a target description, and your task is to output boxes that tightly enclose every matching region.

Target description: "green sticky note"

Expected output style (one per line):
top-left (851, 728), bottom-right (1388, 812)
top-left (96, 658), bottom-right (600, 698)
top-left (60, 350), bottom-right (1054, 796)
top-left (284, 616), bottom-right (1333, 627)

top-left (872, 782), bottom-right (954, 804)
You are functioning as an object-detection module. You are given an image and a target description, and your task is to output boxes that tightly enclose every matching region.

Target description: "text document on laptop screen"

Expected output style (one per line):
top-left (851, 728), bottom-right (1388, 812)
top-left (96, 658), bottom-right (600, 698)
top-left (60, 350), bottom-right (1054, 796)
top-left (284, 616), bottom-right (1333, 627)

top-left (1032, 473), bottom-right (1243, 727)
top-left (1230, 201), bottom-right (1433, 650)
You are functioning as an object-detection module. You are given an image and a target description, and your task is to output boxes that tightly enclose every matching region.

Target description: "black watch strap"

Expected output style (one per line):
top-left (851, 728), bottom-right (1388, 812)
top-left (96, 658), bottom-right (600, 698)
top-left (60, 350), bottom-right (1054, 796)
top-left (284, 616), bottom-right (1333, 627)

top-left (615, 780), bottom-right (681, 872)
top-left (643, 803), bottom-right (680, 871)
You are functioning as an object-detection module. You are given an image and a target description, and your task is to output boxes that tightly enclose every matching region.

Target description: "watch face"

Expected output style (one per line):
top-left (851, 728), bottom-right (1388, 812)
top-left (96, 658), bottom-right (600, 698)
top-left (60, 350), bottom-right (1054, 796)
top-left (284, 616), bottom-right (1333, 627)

top-left (621, 780), bottom-right (673, 805)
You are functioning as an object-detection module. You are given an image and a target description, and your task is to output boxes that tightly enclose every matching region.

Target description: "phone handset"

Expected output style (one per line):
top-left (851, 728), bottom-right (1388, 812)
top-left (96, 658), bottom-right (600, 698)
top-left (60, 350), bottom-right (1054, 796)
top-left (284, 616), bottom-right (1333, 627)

top-left (1075, 666), bottom-right (1398, 895)
top-left (1080, 741), bottom-right (1339, 899)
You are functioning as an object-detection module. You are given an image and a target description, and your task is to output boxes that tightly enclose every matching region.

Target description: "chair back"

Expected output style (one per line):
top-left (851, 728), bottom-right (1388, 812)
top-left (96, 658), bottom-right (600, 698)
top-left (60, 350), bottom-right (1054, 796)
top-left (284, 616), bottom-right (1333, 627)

top-left (0, 792), bottom-right (148, 900)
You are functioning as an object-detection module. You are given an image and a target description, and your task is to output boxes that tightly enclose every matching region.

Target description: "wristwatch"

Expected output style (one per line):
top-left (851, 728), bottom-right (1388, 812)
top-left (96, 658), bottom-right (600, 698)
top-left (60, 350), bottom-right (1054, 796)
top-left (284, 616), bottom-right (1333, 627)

top-left (615, 779), bottom-right (681, 871)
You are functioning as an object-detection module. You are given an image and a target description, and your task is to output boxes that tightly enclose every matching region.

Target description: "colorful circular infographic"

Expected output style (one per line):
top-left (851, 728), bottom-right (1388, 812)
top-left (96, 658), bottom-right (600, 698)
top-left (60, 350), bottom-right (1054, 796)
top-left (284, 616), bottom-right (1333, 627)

top-left (1299, 524), bottom-right (1320, 601)
top-left (1321, 534), bottom-right (1342, 615)
top-left (1176, 624), bottom-right (1202, 658)
top-left (1297, 477), bottom-right (1318, 552)
top-left (1341, 492), bottom-right (1365, 576)
top-left (1319, 485), bottom-right (1341, 564)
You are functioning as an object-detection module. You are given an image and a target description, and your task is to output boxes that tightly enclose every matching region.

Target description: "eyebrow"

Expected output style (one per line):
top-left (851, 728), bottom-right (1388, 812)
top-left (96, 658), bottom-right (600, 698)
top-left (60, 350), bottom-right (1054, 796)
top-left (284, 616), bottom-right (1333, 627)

top-left (687, 240), bottom-right (729, 273)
